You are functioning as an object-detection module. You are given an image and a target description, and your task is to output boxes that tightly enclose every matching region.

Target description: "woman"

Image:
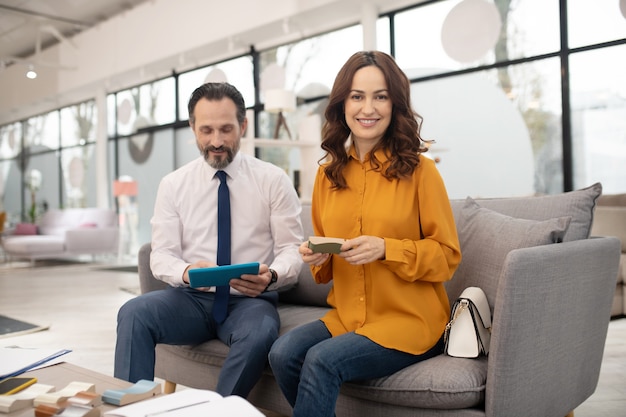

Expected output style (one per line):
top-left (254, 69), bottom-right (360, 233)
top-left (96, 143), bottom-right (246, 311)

top-left (268, 51), bottom-right (461, 417)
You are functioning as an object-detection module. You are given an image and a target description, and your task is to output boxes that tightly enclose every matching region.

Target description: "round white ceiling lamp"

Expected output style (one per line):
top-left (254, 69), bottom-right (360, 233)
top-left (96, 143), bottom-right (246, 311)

top-left (117, 98), bottom-right (132, 124)
top-left (620, 0), bottom-right (626, 19)
top-left (441, 0), bottom-right (502, 63)
top-left (260, 63), bottom-right (287, 92)
top-left (205, 68), bottom-right (228, 83)
top-left (297, 82), bottom-right (331, 99)
top-left (26, 64), bottom-right (37, 79)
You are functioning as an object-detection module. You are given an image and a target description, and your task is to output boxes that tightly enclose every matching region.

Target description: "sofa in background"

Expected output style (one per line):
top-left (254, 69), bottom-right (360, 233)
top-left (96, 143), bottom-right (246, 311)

top-left (2, 208), bottom-right (119, 263)
top-left (591, 193), bottom-right (626, 318)
top-left (137, 183), bottom-right (620, 417)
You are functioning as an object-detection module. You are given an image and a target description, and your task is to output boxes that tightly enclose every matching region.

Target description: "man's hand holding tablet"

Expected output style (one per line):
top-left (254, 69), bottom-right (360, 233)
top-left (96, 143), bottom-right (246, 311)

top-left (188, 263), bottom-right (260, 288)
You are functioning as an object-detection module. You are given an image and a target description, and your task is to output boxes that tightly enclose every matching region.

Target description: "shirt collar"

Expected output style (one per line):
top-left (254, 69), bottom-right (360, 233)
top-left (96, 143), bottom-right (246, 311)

top-left (205, 149), bottom-right (244, 180)
top-left (347, 140), bottom-right (390, 165)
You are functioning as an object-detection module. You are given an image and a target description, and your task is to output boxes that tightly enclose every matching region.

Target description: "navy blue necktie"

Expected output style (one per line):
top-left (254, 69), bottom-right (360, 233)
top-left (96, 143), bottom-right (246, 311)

top-left (213, 170), bottom-right (231, 323)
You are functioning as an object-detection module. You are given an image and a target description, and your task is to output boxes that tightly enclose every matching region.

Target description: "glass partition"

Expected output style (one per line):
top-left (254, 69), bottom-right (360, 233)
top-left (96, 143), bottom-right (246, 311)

top-left (570, 44), bottom-right (626, 193)
top-left (60, 101), bottom-right (97, 147)
top-left (22, 152), bottom-right (60, 221)
top-left (178, 56), bottom-right (255, 122)
top-left (0, 159), bottom-right (21, 225)
top-left (115, 77), bottom-right (176, 136)
top-left (175, 126), bottom-right (199, 167)
top-left (115, 129), bottom-right (176, 253)
top-left (107, 94), bottom-right (117, 138)
top-left (408, 55), bottom-right (562, 199)
top-left (395, 0), bottom-right (560, 77)
top-left (24, 111), bottom-right (59, 154)
top-left (0, 122), bottom-right (22, 159)
top-left (568, 1), bottom-right (626, 48)
top-left (60, 144), bottom-right (97, 208)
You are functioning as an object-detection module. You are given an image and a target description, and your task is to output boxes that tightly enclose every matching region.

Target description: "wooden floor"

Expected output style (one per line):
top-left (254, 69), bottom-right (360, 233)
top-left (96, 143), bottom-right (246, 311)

top-left (1, 258), bottom-right (625, 416)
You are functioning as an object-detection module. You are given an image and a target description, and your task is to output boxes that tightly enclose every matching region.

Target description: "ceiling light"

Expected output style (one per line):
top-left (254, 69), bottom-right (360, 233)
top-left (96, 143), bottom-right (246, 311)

top-left (26, 65), bottom-right (37, 79)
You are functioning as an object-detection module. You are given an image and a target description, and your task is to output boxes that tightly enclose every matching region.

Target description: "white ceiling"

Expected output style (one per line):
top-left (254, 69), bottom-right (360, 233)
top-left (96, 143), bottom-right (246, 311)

top-left (0, 0), bottom-right (150, 65)
top-left (0, 0), bottom-right (425, 125)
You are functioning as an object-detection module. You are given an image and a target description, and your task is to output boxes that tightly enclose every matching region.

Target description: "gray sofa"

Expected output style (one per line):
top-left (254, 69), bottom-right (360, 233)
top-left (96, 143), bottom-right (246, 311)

top-left (591, 193), bottom-right (626, 317)
top-left (137, 182), bottom-right (620, 417)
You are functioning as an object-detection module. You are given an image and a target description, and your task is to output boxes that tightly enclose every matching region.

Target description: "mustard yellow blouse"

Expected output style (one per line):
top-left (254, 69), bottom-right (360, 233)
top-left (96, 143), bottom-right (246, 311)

top-left (310, 144), bottom-right (461, 355)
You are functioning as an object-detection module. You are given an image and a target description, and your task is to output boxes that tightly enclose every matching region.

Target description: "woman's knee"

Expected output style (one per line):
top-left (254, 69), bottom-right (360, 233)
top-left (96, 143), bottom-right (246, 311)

top-left (301, 341), bottom-right (329, 371)
top-left (268, 331), bottom-right (296, 368)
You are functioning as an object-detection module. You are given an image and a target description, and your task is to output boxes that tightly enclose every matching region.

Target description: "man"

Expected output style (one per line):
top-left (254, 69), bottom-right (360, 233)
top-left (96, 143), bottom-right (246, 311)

top-left (114, 82), bottom-right (303, 398)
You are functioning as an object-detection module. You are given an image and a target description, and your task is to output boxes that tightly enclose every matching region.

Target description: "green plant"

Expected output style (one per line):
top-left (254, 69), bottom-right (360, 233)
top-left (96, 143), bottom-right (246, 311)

top-left (26, 169), bottom-right (42, 224)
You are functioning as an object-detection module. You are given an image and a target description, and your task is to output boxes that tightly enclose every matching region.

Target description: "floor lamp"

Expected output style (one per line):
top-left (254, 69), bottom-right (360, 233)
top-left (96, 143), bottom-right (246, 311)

top-left (113, 178), bottom-right (138, 260)
top-left (264, 89), bottom-right (296, 139)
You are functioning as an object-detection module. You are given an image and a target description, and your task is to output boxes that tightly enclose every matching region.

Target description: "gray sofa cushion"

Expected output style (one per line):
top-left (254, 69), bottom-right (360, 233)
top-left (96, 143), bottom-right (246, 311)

top-left (278, 202), bottom-right (332, 307)
top-left (278, 269), bottom-right (332, 307)
top-left (342, 355), bottom-right (487, 409)
top-left (156, 303), bottom-right (328, 368)
top-left (446, 197), bottom-right (571, 307)
top-left (450, 182), bottom-right (601, 243)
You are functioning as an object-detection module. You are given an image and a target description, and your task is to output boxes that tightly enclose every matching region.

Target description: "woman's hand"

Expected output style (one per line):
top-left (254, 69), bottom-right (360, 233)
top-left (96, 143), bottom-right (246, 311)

top-left (338, 235), bottom-right (385, 265)
top-left (299, 241), bottom-right (330, 266)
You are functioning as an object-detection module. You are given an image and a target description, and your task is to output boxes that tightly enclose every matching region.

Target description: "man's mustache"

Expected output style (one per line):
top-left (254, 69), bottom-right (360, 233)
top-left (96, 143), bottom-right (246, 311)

top-left (205, 145), bottom-right (225, 152)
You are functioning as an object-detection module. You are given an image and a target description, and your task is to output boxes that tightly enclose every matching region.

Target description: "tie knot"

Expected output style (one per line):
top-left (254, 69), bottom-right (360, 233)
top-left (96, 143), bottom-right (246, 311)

top-left (216, 170), bottom-right (227, 183)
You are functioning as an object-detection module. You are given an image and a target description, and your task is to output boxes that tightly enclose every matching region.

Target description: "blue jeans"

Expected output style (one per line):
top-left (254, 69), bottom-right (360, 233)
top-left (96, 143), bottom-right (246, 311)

top-left (114, 286), bottom-right (279, 397)
top-left (268, 320), bottom-right (444, 417)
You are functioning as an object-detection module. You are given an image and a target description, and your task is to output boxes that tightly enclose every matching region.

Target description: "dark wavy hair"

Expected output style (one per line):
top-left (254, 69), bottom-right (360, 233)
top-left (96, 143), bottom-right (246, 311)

top-left (321, 51), bottom-right (429, 189)
top-left (188, 82), bottom-right (246, 126)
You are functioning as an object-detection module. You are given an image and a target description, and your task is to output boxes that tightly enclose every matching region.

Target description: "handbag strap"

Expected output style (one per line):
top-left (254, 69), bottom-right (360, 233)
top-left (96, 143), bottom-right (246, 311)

top-left (457, 287), bottom-right (492, 328)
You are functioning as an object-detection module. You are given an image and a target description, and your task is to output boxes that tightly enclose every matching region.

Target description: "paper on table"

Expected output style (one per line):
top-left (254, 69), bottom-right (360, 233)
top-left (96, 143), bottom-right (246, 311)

top-left (0, 346), bottom-right (72, 379)
top-left (103, 389), bottom-right (222, 417)
top-left (155, 395), bottom-right (264, 417)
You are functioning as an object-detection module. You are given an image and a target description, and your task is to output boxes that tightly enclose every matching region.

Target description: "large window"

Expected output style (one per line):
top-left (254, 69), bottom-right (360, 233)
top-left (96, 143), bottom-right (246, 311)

top-left (114, 77), bottom-right (176, 137)
top-left (568, 0), bottom-right (626, 48)
top-left (570, 44), bottom-right (626, 193)
top-left (24, 111), bottom-right (59, 153)
top-left (61, 145), bottom-right (97, 209)
top-left (0, 123), bottom-right (23, 226)
top-left (409, 57), bottom-right (563, 199)
top-left (1, 0), bottom-right (625, 235)
top-left (395, 0), bottom-right (560, 78)
top-left (178, 56), bottom-right (255, 121)
top-left (60, 101), bottom-right (97, 147)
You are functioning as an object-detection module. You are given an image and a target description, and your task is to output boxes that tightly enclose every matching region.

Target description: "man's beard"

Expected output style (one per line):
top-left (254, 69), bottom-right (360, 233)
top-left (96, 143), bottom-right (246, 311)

top-left (199, 141), bottom-right (240, 169)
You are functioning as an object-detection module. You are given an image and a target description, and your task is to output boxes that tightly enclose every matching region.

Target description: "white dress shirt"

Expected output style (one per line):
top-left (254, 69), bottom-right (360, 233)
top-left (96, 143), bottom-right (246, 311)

top-left (150, 151), bottom-right (303, 293)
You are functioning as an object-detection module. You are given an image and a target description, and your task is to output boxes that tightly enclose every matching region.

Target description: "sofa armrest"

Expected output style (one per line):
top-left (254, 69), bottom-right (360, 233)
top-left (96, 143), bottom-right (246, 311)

top-left (65, 227), bottom-right (119, 253)
top-left (138, 242), bottom-right (169, 294)
top-left (485, 236), bottom-right (620, 417)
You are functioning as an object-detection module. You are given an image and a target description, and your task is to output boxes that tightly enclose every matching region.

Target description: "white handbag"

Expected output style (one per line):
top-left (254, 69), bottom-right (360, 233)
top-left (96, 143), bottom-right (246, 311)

top-left (444, 287), bottom-right (492, 358)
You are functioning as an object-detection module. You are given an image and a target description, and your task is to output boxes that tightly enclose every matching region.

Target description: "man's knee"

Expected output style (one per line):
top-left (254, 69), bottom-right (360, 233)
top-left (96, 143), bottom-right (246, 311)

top-left (227, 316), bottom-right (277, 358)
top-left (116, 295), bottom-right (159, 335)
top-left (118, 296), bottom-right (146, 321)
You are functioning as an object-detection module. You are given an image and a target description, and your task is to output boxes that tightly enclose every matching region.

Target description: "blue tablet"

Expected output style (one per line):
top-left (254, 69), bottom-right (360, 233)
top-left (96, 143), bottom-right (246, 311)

top-left (188, 262), bottom-right (260, 288)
